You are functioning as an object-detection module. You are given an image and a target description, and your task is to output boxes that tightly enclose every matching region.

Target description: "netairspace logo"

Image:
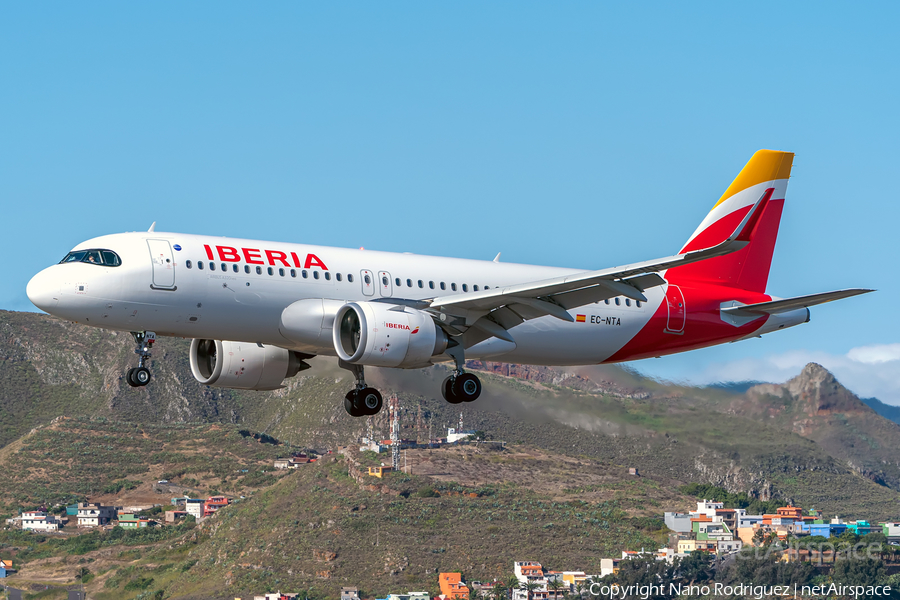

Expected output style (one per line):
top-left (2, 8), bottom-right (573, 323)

top-left (589, 582), bottom-right (893, 599)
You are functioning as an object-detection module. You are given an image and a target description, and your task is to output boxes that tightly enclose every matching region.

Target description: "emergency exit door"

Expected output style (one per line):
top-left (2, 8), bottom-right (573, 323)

top-left (665, 284), bottom-right (685, 334)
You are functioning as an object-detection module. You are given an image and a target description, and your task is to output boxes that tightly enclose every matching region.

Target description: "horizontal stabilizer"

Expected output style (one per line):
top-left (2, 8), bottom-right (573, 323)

top-left (722, 289), bottom-right (874, 315)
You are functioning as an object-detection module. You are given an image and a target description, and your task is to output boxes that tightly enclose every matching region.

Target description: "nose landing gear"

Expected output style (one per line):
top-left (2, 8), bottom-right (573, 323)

top-left (339, 360), bottom-right (383, 417)
top-left (126, 331), bottom-right (156, 388)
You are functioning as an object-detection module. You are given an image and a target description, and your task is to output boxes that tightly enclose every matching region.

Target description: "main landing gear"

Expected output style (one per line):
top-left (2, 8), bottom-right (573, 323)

top-left (339, 360), bottom-right (383, 418)
top-left (337, 344), bottom-right (482, 417)
top-left (126, 331), bottom-right (156, 388)
top-left (440, 344), bottom-right (482, 404)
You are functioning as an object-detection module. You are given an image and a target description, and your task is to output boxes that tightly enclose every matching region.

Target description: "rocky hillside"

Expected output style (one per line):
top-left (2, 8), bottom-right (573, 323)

top-left (2, 309), bottom-right (900, 519)
top-left (736, 363), bottom-right (900, 489)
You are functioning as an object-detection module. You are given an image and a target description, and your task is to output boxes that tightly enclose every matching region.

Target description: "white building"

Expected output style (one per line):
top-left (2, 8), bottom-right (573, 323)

top-left (76, 503), bottom-right (116, 527)
top-left (185, 498), bottom-right (205, 520)
top-left (447, 427), bottom-right (476, 444)
top-left (21, 511), bottom-right (62, 532)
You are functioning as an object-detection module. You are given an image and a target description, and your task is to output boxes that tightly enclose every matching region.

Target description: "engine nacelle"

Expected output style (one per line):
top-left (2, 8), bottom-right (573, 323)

top-left (189, 339), bottom-right (307, 390)
top-left (333, 302), bottom-right (448, 368)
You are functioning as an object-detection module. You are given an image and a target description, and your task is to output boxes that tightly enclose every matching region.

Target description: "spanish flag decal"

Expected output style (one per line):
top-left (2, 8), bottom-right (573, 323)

top-left (576, 314), bottom-right (586, 323)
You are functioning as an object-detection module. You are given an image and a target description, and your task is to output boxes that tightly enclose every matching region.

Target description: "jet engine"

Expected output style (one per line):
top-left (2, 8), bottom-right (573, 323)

top-left (189, 339), bottom-right (309, 390)
top-left (333, 302), bottom-right (448, 368)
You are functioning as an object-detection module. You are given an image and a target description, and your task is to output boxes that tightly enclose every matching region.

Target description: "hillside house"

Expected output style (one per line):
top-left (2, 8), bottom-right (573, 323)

top-left (165, 510), bottom-right (188, 523)
top-left (439, 572), bottom-right (470, 600)
top-left (21, 511), bottom-right (61, 532)
top-left (883, 523), bottom-right (900, 542)
top-left (203, 496), bottom-right (230, 517)
top-left (387, 593), bottom-right (429, 600)
top-left (848, 520), bottom-right (881, 536)
top-left (185, 498), bottom-right (205, 520)
top-left (76, 503), bottom-right (116, 527)
top-left (117, 513), bottom-right (151, 528)
top-left (341, 587), bottom-right (360, 600)
top-left (368, 466), bottom-right (393, 478)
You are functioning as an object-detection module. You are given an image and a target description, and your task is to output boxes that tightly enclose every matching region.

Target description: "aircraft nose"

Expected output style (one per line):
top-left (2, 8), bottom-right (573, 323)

top-left (26, 268), bottom-right (60, 312)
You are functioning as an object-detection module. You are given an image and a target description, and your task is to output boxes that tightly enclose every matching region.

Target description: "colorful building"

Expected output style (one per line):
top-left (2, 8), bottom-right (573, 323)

top-left (440, 573), bottom-right (470, 600)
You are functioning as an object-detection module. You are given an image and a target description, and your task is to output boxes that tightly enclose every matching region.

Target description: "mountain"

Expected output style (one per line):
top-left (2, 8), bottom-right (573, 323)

top-left (862, 396), bottom-right (900, 425)
top-left (735, 363), bottom-right (900, 490)
top-left (2, 310), bottom-right (899, 520)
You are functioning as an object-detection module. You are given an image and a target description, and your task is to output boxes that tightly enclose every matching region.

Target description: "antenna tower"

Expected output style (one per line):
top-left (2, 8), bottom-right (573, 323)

top-left (389, 395), bottom-right (401, 471)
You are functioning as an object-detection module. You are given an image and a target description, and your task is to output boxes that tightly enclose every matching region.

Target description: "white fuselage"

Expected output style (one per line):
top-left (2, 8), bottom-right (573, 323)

top-left (27, 231), bottom-right (663, 366)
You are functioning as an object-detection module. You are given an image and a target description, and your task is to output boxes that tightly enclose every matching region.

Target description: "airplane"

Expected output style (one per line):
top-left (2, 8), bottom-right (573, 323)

top-left (26, 150), bottom-right (872, 417)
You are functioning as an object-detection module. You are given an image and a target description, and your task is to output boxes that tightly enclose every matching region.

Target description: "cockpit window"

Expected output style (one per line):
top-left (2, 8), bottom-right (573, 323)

top-left (59, 249), bottom-right (122, 267)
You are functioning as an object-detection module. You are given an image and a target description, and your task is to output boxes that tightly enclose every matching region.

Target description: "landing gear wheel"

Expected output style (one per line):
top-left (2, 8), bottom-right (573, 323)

top-left (358, 388), bottom-right (383, 415)
top-left (442, 376), bottom-right (464, 404)
top-left (453, 373), bottom-right (481, 402)
top-left (344, 393), bottom-right (357, 416)
top-left (126, 368), bottom-right (139, 388)
top-left (132, 367), bottom-right (151, 387)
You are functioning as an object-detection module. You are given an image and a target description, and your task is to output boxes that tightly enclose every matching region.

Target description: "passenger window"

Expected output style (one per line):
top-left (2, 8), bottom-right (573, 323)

top-left (406, 279), bottom-right (412, 287)
top-left (636, 300), bottom-right (642, 308)
top-left (625, 299), bottom-right (631, 307)
top-left (429, 281), bottom-right (435, 289)
top-left (221, 263), bottom-right (227, 271)
top-left (244, 265), bottom-right (250, 274)
top-left (186, 260), bottom-right (192, 269)
top-left (473, 285), bottom-right (479, 291)
top-left (256, 266), bottom-right (262, 275)
top-left (198, 261), bottom-right (204, 270)
top-left (440, 282), bottom-right (446, 290)
top-left (484, 286), bottom-right (489, 290)
top-left (451, 283), bottom-right (457, 291)
top-left (615, 297), bottom-right (621, 306)
top-left (302, 270), bottom-right (308, 279)
top-left (383, 276), bottom-right (389, 286)
top-left (209, 263), bottom-right (216, 271)
top-left (279, 268), bottom-right (285, 276)
top-left (325, 272), bottom-right (331, 280)
top-left (314, 271), bottom-right (320, 279)
top-left (604, 299), bottom-right (609, 305)
top-left (347, 274), bottom-right (353, 283)
top-left (232, 264), bottom-right (238, 273)
top-left (364, 274), bottom-right (370, 284)
top-left (291, 269), bottom-right (297, 278)
top-left (268, 267), bottom-right (274, 276)
top-left (395, 278), bottom-right (401, 286)
top-left (462, 284), bottom-right (468, 292)
top-left (336, 273), bottom-right (342, 281)
top-left (417, 280), bottom-right (423, 288)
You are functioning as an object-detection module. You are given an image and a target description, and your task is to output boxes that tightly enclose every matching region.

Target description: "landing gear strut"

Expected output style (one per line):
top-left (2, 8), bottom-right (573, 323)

top-left (441, 343), bottom-right (482, 404)
top-left (339, 360), bottom-right (383, 417)
top-left (126, 331), bottom-right (156, 388)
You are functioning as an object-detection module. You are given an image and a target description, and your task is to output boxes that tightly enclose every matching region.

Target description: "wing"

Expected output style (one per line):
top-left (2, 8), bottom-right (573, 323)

top-left (426, 188), bottom-right (775, 345)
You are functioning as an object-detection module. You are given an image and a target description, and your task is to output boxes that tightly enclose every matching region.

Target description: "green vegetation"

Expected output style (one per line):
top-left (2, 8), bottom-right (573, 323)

top-left (679, 482), bottom-right (783, 514)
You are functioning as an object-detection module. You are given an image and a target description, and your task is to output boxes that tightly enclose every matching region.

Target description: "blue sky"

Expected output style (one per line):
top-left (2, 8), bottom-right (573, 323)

top-left (3, 3), bottom-right (898, 401)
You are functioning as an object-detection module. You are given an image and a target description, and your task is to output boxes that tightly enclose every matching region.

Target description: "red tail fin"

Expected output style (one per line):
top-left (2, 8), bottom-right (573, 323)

top-left (668, 150), bottom-right (794, 293)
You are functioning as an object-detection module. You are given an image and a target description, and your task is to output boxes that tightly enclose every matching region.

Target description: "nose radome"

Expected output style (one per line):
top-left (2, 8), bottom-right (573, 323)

top-left (26, 268), bottom-right (60, 312)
